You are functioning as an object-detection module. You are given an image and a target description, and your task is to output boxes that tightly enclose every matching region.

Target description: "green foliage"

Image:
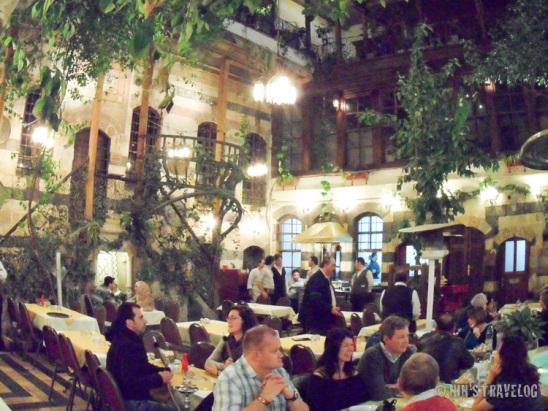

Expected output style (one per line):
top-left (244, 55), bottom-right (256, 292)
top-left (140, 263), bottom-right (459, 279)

top-left (465, 0), bottom-right (548, 86)
top-left (276, 143), bottom-right (295, 185)
top-left (498, 307), bottom-right (546, 346)
top-left (391, 24), bottom-right (497, 224)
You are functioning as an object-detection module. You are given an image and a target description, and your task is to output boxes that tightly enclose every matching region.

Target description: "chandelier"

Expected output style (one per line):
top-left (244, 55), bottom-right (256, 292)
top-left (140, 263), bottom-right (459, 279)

top-left (253, 74), bottom-right (297, 105)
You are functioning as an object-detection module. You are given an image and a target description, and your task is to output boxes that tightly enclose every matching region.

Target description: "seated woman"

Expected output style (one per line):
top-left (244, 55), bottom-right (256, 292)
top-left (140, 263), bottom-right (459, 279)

top-left (472, 335), bottom-right (544, 411)
top-left (463, 307), bottom-right (491, 349)
top-left (303, 328), bottom-right (369, 411)
top-left (134, 281), bottom-right (154, 311)
top-left (204, 305), bottom-right (257, 376)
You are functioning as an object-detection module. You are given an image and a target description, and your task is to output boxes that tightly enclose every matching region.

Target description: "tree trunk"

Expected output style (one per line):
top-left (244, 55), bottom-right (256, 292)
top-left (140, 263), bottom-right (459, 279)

top-left (84, 74), bottom-right (105, 220)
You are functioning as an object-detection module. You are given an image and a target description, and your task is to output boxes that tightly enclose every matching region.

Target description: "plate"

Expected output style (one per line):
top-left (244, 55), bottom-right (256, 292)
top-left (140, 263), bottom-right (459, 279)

top-left (46, 312), bottom-right (70, 318)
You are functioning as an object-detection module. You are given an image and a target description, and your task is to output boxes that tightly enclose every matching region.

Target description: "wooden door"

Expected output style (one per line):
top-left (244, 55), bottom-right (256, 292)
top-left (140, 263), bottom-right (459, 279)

top-left (464, 227), bottom-right (485, 295)
top-left (498, 237), bottom-right (530, 304)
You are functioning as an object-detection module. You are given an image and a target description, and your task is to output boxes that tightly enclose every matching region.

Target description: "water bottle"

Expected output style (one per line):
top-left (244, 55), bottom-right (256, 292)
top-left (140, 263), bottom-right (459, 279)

top-left (485, 324), bottom-right (494, 351)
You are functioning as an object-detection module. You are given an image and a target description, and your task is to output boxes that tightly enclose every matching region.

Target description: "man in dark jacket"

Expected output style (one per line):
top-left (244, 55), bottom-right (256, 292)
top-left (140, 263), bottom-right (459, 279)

top-left (271, 253), bottom-right (287, 304)
top-left (418, 313), bottom-right (474, 383)
top-left (298, 257), bottom-right (340, 335)
top-left (357, 315), bottom-right (414, 400)
top-left (107, 302), bottom-right (175, 411)
top-left (380, 273), bottom-right (421, 332)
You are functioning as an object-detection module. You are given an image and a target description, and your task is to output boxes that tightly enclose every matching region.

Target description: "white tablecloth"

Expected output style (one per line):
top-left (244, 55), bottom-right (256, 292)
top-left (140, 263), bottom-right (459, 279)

top-left (26, 304), bottom-right (100, 333)
top-left (247, 303), bottom-right (296, 320)
top-left (143, 309), bottom-right (166, 326)
top-left (0, 397), bottom-right (11, 411)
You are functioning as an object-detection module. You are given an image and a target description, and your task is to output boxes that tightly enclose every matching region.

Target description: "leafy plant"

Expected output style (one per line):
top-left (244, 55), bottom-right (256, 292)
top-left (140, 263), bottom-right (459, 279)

top-left (497, 307), bottom-right (546, 346)
top-left (276, 143), bottom-right (295, 185)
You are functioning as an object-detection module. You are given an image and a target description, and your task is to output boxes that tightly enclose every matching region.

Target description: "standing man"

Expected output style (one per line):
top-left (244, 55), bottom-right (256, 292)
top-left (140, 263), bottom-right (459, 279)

top-left (106, 302), bottom-right (175, 411)
top-left (298, 257), bottom-right (340, 335)
top-left (350, 257), bottom-right (374, 311)
top-left (380, 273), bottom-right (421, 332)
top-left (305, 256), bottom-right (319, 282)
top-left (247, 258), bottom-right (270, 302)
top-left (271, 254), bottom-right (286, 304)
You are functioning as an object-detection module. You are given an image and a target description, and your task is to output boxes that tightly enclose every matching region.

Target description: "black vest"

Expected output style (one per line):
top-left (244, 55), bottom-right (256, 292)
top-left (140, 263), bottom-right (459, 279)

top-left (382, 284), bottom-right (413, 321)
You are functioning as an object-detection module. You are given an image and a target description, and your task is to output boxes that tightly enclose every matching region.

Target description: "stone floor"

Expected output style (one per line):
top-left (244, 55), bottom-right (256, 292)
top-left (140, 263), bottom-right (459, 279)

top-left (0, 351), bottom-right (88, 410)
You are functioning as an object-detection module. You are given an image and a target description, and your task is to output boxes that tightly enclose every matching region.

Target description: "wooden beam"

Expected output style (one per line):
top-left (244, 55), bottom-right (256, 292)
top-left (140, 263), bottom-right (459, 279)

top-left (215, 58), bottom-right (230, 161)
top-left (84, 74), bottom-right (105, 220)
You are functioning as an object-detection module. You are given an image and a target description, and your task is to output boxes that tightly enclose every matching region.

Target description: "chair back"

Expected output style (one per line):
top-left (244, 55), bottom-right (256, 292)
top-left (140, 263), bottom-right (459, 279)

top-left (188, 341), bottom-right (215, 369)
top-left (58, 334), bottom-right (84, 378)
top-left (95, 367), bottom-right (128, 411)
top-left (332, 313), bottom-right (346, 329)
top-left (276, 297), bottom-right (291, 307)
top-left (362, 308), bottom-right (377, 326)
top-left (69, 301), bottom-right (83, 313)
top-left (104, 301), bottom-right (118, 323)
top-left (282, 353), bottom-right (293, 375)
top-left (84, 295), bottom-right (95, 317)
top-left (289, 344), bottom-right (316, 375)
top-left (42, 325), bottom-right (61, 364)
top-left (95, 306), bottom-right (107, 334)
top-left (221, 300), bottom-right (235, 320)
top-left (350, 313), bottom-right (363, 336)
top-left (7, 296), bottom-right (20, 330)
top-left (364, 303), bottom-right (380, 316)
top-left (143, 331), bottom-right (168, 355)
top-left (85, 350), bottom-right (101, 389)
top-left (263, 316), bottom-right (283, 333)
top-left (165, 300), bottom-right (180, 322)
top-left (188, 323), bottom-right (210, 345)
top-left (18, 302), bottom-right (35, 338)
top-left (160, 317), bottom-right (185, 347)
top-left (256, 294), bottom-right (271, 304)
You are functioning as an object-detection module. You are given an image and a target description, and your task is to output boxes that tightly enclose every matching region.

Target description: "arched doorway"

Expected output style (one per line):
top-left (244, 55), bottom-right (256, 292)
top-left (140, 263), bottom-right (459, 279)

top-left (243, 246), bottom-right (265, 271)
top-left (497, 237), bottom-right (530, 304)
top-left (69, 128), bottom-right (111, 222)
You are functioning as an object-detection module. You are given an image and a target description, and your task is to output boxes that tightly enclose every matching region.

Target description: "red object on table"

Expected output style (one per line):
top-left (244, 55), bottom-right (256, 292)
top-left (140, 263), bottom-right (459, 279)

top-left (39, 295), bottom-right (46, 307)
top-left (181, 352), bottom-right (189, 373)
top-left (352, 336), bottom-right (357, 351)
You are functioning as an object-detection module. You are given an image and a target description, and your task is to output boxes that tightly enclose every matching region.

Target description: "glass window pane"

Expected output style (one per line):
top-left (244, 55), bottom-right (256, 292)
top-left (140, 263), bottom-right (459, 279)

top-left (292, 253), bottom-right (301, 269)
top-left (504, 241), bottom-right (515, 272)
top-left (516, 240), bottom-right (526, 271)
top-left (282, 252), bottom-right (292, 268)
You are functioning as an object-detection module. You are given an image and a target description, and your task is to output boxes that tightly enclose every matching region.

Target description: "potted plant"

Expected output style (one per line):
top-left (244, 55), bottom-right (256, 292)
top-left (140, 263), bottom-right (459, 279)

top-left (497, 307), bottom-right (546, 350)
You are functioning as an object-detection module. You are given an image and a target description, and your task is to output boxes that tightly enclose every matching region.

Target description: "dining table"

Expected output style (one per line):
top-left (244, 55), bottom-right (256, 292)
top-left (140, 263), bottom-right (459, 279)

top-left (280, 334), bottom-right (366, 359)
top-left (142, 309), bottom-right (166, 326)
top-left (177, 320), bottom-right (227, 346)
top-left (358, 318), bottom-right (427, 338)
top-left (25, 303), bottom-right (100, 333)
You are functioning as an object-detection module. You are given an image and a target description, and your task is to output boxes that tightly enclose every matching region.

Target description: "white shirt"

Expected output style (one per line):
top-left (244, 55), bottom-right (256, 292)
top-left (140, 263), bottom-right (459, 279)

top-left (380, 282), bottom-right (421, 320)
top-left (247, 267), bottom-right (270, 301)
top-left (321, 269), bottom-right (337, 308)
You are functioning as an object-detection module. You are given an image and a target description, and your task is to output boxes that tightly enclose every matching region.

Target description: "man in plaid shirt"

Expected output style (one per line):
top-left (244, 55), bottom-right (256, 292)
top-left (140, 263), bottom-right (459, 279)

top-left (213, 325), bottom-right (309, 411)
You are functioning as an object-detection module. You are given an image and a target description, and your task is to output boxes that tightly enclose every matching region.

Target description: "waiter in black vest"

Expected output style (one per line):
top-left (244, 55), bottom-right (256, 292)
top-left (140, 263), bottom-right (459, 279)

top-left (380, 272), bottom-right (421, 332)
top-left (350, 257), bottom-right (374, 311)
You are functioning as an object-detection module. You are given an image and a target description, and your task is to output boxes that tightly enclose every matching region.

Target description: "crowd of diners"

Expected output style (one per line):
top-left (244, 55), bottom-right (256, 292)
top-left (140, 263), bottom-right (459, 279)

top-left (99, 255), bottom-right (548, 411)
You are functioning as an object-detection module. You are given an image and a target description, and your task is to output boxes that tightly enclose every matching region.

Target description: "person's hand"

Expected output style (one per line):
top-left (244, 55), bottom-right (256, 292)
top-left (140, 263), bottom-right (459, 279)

top-left (473, 326), bottom-right (481, 338)
top-left (331, 307), bottom-right (341, 316)
top-left (224, 358), bottom-right (234, 369)
top-left (159, 370), bottom-right (173, 384)
top-left (261, 290), bottom-right (268, 299)
top-left (260, 374), bottom-right (286, 402)
top-left (281, 382), bottom-right (295, 400)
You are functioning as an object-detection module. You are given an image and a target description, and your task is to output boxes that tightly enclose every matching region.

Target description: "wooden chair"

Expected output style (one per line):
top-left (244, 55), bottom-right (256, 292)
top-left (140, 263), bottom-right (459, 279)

top-left (85, 350), bottom-right (102, 411)
top-left (95, 368), bottom-right (128, 411)
top-left (103, 301), bottom-right (118, 324)
top-left (362, 307), bottom-right (378, 326)
top-left (332, 313), bottom-right (347, 329)
top-left (58, 334), bottom-right (93, 411)
top-left (95, 306), bottom-right (107, 335)
top-left (289, 344), bottom-right (316, 375)
top-left (263, 316), bottom-right (283, 334)
top-left (42, 326), bottom-right (66, 401)
top-left (6, 296), bottom-right (22, 346)
top-left (276, 296), bottom-right (291, 307)
top-left (350, 313), bottom-right (363, 336)
top-left (188, 323), bottom-right (211, 345)
top-left (69, 301), bottom-right (83, 314)
top-left (282, 352), bottom-right (293, 375)
top-left (160, 317), bottom-right (186, 351)
top-left (165, 300), bottom-right (180, 322)
top-left (83, 295), bottom-right (95, 317)
top-left (143, 331), bottom-right (169, 356)
top-left (17, 301), bottom-right (41, 360)
top-left (220, 299), bottom-right (235, 320)
top-left (188, 341), bottom-right (215, 369)
top-left (256, 294), bottom-right (271, 305)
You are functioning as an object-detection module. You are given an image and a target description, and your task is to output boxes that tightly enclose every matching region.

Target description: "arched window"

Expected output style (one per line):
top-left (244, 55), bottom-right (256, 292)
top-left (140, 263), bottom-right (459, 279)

top-left (278, 217), bottom-right (302, 273)
top-left (127, 107), bottom-right (161, 175)
top-left (355, 213), bottom-right (383, 284)
top-left (69, 128), bottom-right (111, 222)
top-left (17, 90), bottom-right (41, 174)
top-left (243, 133), bottom-right (267, 206)
top-left (196, 122), bottom-right (217, 186)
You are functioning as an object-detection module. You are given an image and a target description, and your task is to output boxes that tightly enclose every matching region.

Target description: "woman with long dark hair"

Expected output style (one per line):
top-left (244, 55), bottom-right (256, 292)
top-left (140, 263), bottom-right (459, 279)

top-left (472, 335), bottom-right (544, 410)
top-left (205, 305), bottom-right (257, 376)
top-left (302, 328), bottom-right (369, 410)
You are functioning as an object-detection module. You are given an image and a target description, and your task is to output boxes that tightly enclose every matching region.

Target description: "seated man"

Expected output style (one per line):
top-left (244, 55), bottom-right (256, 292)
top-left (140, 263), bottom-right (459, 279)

top-left (418, 313), bottom-right (474, 383)
top-left (213, 324), bottom-right (309, 411)
top-left (539, 289), bottom-right (548, 347)
top-left (357, 315), bottom-right (415, 400)
top-left (397, 353), bottom-right (457, 411)
top-left (106, 302), bottom-right (175, 411)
